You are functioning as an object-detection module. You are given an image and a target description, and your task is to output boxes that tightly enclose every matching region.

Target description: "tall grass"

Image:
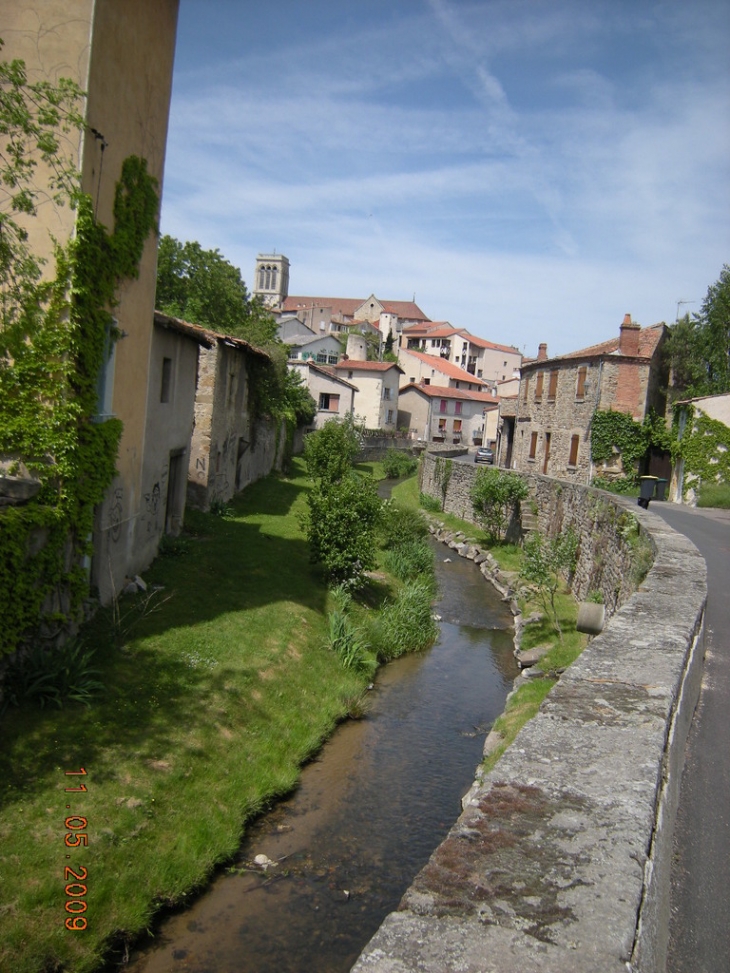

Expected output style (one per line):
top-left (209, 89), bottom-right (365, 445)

top-left (697, 480), bottom-right (730, 508)
top-left (369, 580), bottom-right (438, 660)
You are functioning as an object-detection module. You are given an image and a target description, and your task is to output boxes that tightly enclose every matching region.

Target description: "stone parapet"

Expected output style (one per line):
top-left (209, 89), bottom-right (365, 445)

top-left (352, 457), bottom-right (706, 973)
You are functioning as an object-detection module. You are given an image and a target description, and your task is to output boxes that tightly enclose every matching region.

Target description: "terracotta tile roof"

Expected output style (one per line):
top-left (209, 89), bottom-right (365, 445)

top-left (400, 350), bottom-right (489, 385)
top-left (281, 296), bottom-right (430, 322)
top-left (526, 323), bottom-right (666, 368)
top-left (333, 360), bottom-right (404, 374)
top-left (400, 383), bottom-right (499, 406)
top-left (464, 334), bottom-right (522, 355)
top-left (298, 362), bottom-right (358, 390)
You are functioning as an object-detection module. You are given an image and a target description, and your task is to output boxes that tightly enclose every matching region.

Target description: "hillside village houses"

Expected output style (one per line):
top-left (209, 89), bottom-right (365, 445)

top-left (400, 321), bottom-right (522, 387)
top-left (498, 315), bottom-right (668, 483)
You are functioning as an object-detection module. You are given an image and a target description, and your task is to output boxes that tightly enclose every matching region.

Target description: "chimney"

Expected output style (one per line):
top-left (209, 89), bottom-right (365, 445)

top-left (537, 342), bottom-right (548, 361)
top-left (619, 314), bottom-right (641, 356)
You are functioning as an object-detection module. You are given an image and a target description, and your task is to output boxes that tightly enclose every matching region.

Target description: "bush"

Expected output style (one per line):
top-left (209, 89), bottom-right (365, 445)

top-left (1, 639), bottom-right (103, 714)
top-left (470, 468), bottom-right (529, 543)
top-left (379, 500), bottom-right (429, 547)
top-left (305, 472), bottom-right (382, 587)
top-left (381, 539), bottom-right (434, 583)
top-left (592, 475), bottom-right (639, 496)
top-left (304, 415), bottom-right (362, 483)
top-left (381, 448), bottom-right (418, 479)
top-left (419, 492), bottom-right (442, 513)
top-left (369, 580), bottom-right (437, 660)
top-left (324, 606), bottom-right (376, 675)
top-left (519, 529), bottom-right (578, 638)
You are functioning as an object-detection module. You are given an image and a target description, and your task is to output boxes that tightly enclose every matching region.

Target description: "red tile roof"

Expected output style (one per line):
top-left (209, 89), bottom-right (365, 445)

top-left (524, 324), bottom-right (665, 368)
top-left (334, 360), bottom-right (404, 373)
top-left (400, 350), bottom-right (489, 386)
top-left (281, 296), bottom-right (430, 322)
top-left (400, 383), bottom-right (499, 406)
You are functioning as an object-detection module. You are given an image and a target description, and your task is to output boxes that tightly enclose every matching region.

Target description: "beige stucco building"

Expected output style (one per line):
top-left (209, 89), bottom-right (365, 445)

top-left (3, 0), bottom-right (180, 601)
top-left (401, 322), bottom-right (522, 384)
top-left (288, 361), bottom-right (358, 430)
top-left (398, 384), bottom-right (499, 446)
top-left (398, 349), bottom-right (490, 393)
top-left (332, 361), bottom-right (403, 431)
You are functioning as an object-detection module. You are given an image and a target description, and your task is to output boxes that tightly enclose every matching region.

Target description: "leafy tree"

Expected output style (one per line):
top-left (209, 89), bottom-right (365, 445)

top-left (155, 234), bottom-right (277, 345)
top-left (666, 265), bottom-right (730, 400)
top-left (470, 467), bottom-right (528, 543)
top-left (303, 415), bottom-right (362, 483)
top-left (306, 472), bottom-right (381, 587)
top-left (519, 529), bottom-right (579, 638)
top-left (282, 368), bottom-right (316, 426)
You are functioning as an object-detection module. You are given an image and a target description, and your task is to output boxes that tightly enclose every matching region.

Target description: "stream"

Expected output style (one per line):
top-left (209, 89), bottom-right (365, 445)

top-left (122, 536), bottom-right (518, 973)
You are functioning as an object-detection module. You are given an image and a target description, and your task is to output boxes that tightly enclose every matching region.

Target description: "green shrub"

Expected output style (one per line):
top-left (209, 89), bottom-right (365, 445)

top-left (470, 468), bottom-right (528, 543)
top-left (419, 492), bottom-right (442, 513)
top-left (381, 448), bottom-right (418, 479)
top-left (592, 475), bottom-right (639, 496)
top-left (697, 481), bottom-right (730, 509)
top-left (370, 580), bottom-right (437, 660)
top-left (381, 539), bottom-right (434, 583)
top-left (1, 639), bottom-right (103, 714)
top-left (379, 500), bottom-right (429, 547)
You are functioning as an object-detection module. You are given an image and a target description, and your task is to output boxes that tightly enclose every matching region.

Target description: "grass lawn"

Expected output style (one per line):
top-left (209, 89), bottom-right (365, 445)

top-left (0, 458), bottom-right (375, 973)
top-left (697, 480), bottom-right (730, 508)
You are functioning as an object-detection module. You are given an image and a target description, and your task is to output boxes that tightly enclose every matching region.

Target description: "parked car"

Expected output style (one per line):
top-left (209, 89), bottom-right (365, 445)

top-left (474, 446), bottom-right (494, 464)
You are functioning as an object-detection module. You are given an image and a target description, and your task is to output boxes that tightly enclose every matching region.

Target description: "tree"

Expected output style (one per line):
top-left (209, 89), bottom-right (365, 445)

top-left (305, 472), bottom-right (381, 587)
top-left (666, 265), bottom-right (730, 400)
top-left (155, 234), bottom-right (277, 345)
top-left (470, 467), bottom-right (528, 543)
top-left (303, 415), bottom-right (362, 483)
top-left (519, 529), bottom-right (579, 638)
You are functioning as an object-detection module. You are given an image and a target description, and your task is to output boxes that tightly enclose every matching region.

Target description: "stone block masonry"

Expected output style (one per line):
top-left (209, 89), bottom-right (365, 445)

top-left (351, 454), bottom-right (706, 973)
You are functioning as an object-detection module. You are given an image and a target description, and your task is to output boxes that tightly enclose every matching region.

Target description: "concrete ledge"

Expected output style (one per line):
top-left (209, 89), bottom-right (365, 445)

top-left (352, 502), bottom-right (706, 973)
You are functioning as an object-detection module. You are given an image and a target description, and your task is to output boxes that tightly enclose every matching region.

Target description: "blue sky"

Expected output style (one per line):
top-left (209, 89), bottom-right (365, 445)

top-left (160, 0), bottom-right (730, 356)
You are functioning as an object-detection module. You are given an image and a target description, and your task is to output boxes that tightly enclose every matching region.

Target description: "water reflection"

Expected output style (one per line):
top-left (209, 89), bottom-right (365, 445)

top-left (123, 539), bottom-right (518, 973)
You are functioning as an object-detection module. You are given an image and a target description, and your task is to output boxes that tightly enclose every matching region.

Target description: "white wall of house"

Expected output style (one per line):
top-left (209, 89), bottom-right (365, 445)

top-left (288, 361), bottom-right (356, 430)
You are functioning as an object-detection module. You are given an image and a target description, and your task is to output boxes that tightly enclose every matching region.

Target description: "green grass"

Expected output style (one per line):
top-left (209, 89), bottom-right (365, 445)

top-left (697, 480), bottom-right (730, 508)
top-left (0, 458), bottom-right (380, 973)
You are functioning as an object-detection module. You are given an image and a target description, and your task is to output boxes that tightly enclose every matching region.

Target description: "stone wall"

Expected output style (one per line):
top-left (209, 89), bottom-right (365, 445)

top-left (352, 454), bottom-right (707, 973)
top-left (420, 453), bottom-right (647, 615)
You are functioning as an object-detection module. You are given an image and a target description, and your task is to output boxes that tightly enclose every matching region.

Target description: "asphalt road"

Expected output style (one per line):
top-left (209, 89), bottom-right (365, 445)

top-left (652, 503), bottom-right (730, 973)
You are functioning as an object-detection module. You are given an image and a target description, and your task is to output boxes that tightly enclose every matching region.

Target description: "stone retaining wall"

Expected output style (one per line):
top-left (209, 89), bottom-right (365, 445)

top-left (352, 455), bottom-right (706, 973)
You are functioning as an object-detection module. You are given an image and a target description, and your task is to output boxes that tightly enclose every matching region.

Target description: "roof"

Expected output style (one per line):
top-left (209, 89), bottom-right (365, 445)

top-left (281, 296), bottom-right (430, 323)
top-left (400, 350), bottom-right (489, 386)
top-left (291, 361), bottom-right (358, 391)
top-left (400, 383), bottom-right (499, 407)
top-left (334, 360), bottom-right (404, 374)
top-left (523, 323), bottom-right (666, 370)
top-left (154, 311), bottom-right (272, 360)
top-left (401, 323), bottom-right (521, 356)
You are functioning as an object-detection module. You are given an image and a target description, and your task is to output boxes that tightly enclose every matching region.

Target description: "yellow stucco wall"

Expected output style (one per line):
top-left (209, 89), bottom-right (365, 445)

top-left (1, 0), bottom-right (180, 601)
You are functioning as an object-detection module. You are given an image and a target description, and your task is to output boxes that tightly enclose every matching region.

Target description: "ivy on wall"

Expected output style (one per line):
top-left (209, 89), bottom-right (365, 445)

top-left (676, 409), bottom-right (730, 494)
top-left (590, 408), bottom-right (673, 474)
top-left (0, 156), bottom-right (159, 656)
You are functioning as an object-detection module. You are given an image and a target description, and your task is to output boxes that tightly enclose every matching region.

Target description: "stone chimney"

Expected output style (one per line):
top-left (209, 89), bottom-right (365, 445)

top-left (537, 342), bottom-right (548, 361)
top-left (619, 314), bottom-right (641, 356)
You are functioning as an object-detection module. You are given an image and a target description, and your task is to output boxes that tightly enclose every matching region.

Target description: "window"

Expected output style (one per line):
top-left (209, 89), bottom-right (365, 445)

top-left (316, 352), bottom-right (327, 363)
top-left (439, 399), bottom-right (447, 413)
top-left (534, 372), bottom-right (544, 401)
top-left (576, 366), bottom-right (587, 399)
top-left (383, 387), bottom-right (391, 400)
top-left (455, 401), bottom-right (463, 415)
top-left (386, 409), bottom-right (394, 424)
top-left (328, 354), bottom-right (338, 364)
top-left (424, 378), bottom-right (430, 385)
top-left (438, 418), bottom-right (447, 431)
top-left (318, 392), bottom-right (340, 412)
top-left (529, 431), bottom-right (538, 459)
top-left (548, 371), bottom-right (558, 401)
top-left (453, 419), bottom-right (462, 433)
top-left (569, 434), bottom-right (580, 467)
top-left (160, 357), bottom-right (172, 403)
top-left (410, 376), bottom-right (415, 384)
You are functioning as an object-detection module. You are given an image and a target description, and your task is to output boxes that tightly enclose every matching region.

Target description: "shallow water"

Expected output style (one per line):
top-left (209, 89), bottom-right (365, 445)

top-left (122, 542), bottom-right (518, 973)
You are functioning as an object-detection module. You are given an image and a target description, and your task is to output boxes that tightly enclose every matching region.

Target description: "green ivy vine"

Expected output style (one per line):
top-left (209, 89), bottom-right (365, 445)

top-left (433, 456), bottom-right (453, 510)
top-left (590, 408), bottom-right (673, 472)
top-left (0, 156), bottom-right (159, 656)
top-left (675, 408), bottom-right (730, 494)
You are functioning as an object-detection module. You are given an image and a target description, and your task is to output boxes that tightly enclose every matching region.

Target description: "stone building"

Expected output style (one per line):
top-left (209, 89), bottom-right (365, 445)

top-left (253, 253), bottom-right (290, 307)
top-left (499, 316), bottom-right (667, 482)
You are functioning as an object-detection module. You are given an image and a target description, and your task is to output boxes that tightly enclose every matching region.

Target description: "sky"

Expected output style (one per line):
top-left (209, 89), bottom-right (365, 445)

top-left (160, 0), bottom-right (730, 357)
